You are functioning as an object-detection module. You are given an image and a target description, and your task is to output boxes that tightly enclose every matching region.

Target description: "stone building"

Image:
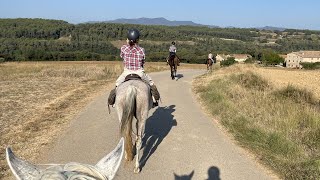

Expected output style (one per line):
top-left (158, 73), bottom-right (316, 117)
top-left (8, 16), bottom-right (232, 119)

top-left (285, 51), bottom-right (320, 68)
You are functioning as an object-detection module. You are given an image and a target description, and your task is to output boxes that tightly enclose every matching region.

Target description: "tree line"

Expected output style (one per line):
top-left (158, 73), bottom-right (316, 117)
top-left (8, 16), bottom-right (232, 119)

top-left (1, 18), bottom-right (320, 63)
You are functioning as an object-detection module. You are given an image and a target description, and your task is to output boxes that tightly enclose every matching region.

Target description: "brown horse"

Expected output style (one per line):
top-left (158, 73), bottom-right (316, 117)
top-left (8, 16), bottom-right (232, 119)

top-left (207, 58), bottom-right (213, 72)
top-left (167, 54), bottom-right (180, 80)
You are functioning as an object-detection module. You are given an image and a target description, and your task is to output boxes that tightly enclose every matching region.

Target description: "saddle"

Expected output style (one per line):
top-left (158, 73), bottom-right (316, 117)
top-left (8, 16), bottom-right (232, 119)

top-left (124, 73), bottom-right (159, 100)
top-left (169, 52), bottom-right (176, 59)
top-left (124, 73), bottom-right (142, 82)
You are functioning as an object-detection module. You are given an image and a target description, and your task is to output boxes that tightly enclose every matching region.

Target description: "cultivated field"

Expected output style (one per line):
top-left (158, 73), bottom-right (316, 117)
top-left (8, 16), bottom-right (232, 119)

top-left (0, 61), bottom-right (204, 178)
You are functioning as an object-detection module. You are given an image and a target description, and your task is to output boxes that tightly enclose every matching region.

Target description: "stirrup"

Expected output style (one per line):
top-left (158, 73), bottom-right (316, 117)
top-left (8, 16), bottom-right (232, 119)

top-left (108, 88), bottom-right (116, 105)
top-left (151, 96), bottom-right (159, 108)
top-left (150, 85), bottom-right (160, 101)
top-left (152, 101), bottom-right (159, 107)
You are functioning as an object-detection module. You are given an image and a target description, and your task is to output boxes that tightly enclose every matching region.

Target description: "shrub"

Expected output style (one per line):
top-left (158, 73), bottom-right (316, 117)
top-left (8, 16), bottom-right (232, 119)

top-left (274, 85), bottom-right (317, 105)
top-left (301, 62), bottom-right (320, 70)
top-left (244, 58), bottom-right (256, 64)
top-left (220, 57), bottom-right (237, 67)
top-left (232, 72), bottom-right (269, 91)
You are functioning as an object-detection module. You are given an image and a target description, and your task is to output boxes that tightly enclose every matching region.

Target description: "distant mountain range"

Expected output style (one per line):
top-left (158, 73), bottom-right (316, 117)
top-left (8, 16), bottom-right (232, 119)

top-left (86, 17), bottom-right (286, 31)
top-left (87, 17), bottom-right (219, 28)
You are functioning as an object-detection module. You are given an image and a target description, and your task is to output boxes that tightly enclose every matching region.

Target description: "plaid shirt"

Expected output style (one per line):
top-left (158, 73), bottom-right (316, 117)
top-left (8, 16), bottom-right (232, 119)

top-left (120, 44), bottom-right (145, 71)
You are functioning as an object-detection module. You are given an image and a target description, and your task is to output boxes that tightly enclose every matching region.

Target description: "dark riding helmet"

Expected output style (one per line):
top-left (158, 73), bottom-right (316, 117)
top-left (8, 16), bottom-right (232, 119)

top-left (172, 41), bottom-right (175, 45)
top-left (127, 28), bottom-right (140, 43)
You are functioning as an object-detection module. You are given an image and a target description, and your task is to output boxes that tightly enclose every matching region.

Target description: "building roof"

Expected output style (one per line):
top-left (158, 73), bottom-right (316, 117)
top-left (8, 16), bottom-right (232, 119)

top-left (291, 51), bottom-right (320, 58)
top-left (231, 54), bottom-right (251, 59)
top-left (216, 54), bottom-right (228, 59)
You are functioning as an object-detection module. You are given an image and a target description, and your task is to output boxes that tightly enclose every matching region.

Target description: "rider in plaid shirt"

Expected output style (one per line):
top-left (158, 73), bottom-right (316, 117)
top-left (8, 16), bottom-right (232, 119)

top-left (108, 29), bottom-right (160, 107)
top-left (120, 44), bottom-right (145, 71)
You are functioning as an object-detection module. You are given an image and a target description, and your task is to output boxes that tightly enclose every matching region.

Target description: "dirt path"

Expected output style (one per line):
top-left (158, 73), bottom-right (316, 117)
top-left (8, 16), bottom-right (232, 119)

top-left (43, 70), bottom-right (277, 180)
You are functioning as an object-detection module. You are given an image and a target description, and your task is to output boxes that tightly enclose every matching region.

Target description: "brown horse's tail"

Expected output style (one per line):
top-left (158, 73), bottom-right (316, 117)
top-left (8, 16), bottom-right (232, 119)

top-left (120, 85), bottom-right (136, 161)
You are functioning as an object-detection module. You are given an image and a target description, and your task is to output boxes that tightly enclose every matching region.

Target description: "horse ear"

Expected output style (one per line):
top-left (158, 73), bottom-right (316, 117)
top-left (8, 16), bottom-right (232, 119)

top-left (95, 137), bottom-right (124, 179)
top-left (189, 170), bottom-right (194, 178)
top-left (6, 147), bottom-right (42, 180)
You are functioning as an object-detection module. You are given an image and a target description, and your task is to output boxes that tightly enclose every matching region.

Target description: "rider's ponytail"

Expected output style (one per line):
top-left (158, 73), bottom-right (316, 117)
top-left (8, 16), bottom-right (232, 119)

top-left (129, 40), bottom-right (135, 46)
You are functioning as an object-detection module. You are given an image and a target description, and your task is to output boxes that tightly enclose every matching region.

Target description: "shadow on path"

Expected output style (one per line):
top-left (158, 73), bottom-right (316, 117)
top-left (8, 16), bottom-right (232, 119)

top-left (207, 166), bottom-right (221, 180)
top-left (174, 170), bottom-right (194, 180)
top-left (139, 105), bottom-right (177, 170)
top-left (173, 166), bottom-right (221, 180)
top-left (175, 73), bottom-right (184, 80)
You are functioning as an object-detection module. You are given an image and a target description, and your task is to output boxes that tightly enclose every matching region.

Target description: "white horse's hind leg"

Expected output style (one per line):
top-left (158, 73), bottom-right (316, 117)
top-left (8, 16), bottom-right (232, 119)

top-left (134, 111), bottom-right (147, 173)
top-left (134, 135), bottom-right (141, 173)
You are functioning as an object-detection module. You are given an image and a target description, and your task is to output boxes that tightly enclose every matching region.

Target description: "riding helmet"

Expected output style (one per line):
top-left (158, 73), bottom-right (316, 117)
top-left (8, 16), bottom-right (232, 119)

top-left (172, 41), bottom-right (175, 45)
top-left (127, 28), bottom-right (140, 43)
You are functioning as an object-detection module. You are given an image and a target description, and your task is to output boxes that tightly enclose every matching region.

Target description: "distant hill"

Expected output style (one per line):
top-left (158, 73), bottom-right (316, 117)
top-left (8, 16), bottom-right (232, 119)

top-left (86, 18), bottom-right (289, 30)
top-left (87, 17), bottom-right (219, 27)
top-left (257, 26), bottom-right (287, 31)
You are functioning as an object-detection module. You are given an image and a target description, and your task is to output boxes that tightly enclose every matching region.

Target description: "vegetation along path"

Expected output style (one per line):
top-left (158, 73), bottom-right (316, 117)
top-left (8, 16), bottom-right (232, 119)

top-left (43, 69), bottom-right (277, 180)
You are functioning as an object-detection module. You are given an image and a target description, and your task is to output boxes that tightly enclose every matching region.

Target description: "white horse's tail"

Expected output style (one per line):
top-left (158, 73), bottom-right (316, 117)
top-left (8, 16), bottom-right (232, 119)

top-left (120, 85), bottom-right (136, 161)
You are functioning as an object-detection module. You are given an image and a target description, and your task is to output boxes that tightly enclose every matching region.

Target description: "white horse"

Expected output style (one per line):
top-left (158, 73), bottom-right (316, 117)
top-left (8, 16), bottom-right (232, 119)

top-left (6, 138), bottom-right (124, 180)
top-left (115, 79), bottom-right (152, 173)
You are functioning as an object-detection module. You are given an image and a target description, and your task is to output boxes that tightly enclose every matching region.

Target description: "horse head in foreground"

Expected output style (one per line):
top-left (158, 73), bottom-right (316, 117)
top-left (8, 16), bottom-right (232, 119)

top-left (6, 138), bottom-right (124, 180)
top-left (115, 78), bottom-right (153, 173)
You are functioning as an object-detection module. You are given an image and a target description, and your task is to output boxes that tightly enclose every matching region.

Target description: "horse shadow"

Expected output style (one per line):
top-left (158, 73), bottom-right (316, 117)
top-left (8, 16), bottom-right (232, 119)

top-left (173, 166), bottom-right (220, 180)
top-left (175, 74), bottom-right (184, 80)
top-left (207, 166), bottom-right (221, 180)
top-left (139, 105), bottom-right (177, 170)
top-left (174, 170), bottom-right (194, 180)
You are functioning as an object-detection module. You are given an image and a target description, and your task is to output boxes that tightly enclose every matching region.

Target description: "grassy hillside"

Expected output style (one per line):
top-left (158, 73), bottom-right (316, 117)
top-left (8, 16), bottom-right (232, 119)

top-left (1, 18), bottom-right (320, 63)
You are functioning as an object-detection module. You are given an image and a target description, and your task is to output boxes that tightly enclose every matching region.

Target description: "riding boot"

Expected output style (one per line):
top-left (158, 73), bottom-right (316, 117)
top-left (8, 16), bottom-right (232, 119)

top-left (150, 85), bottom-right (160, 107)
top-left (108, 87), bottom-right (116, 106)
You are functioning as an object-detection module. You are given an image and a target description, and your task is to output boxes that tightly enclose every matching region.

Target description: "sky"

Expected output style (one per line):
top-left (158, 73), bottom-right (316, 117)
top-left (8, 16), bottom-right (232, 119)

top-left (1, 0), bottom-right (320, 30)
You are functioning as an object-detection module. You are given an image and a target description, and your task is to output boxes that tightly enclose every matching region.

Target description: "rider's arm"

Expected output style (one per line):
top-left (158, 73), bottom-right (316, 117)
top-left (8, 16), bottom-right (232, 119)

top-left (141, 48), bottom-right (146, 67)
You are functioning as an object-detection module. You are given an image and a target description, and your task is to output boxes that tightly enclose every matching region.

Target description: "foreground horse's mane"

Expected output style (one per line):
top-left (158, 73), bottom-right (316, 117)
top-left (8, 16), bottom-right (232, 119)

top-left (6, 138), bottom-right (124, 180)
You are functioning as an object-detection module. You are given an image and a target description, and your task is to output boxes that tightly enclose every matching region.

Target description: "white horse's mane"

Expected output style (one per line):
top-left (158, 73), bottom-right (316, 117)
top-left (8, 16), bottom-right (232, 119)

top-left (6, 138), bottom-right (124, 180)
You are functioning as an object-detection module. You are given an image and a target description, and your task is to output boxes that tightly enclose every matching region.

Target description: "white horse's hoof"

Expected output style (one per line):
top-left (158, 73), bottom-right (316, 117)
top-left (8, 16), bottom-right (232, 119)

top-left (134, 167), bottom-right (141, 173)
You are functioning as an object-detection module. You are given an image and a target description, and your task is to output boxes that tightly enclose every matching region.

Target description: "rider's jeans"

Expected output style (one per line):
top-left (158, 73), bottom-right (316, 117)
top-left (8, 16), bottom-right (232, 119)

top-left (115, 68), bottom-right (154, 87)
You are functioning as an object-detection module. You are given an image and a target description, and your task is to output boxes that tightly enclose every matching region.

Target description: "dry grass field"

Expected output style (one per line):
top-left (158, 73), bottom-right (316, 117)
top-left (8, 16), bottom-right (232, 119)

top-left (0, 61), bottom-right (204, 178)
top-left (0, 61), bottom-right (320, 179)
top-left (199, 64), bottom-right (320, 99)
top-left (194, 64), bottom-right (320, 179)
top-left (241, 65), bottom-right (320, 99)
